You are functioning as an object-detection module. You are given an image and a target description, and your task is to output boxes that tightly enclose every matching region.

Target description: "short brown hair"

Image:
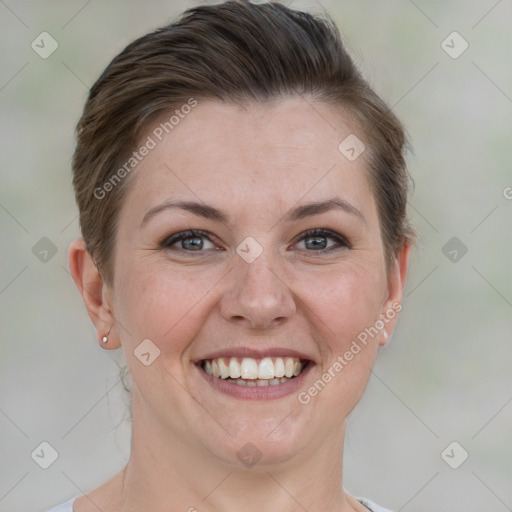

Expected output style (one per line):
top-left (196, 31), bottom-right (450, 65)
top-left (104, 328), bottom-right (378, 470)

top-left (73, 0), bottom-right (416, 285)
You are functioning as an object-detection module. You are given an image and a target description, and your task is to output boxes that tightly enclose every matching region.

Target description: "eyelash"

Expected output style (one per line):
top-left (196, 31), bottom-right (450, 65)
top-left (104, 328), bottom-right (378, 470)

top-left (160, 228), bottom-right (352, 254)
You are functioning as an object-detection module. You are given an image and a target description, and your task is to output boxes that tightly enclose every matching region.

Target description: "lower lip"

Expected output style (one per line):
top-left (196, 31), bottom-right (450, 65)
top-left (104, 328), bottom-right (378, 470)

top-left (195, 362), bottom-right (313, 400)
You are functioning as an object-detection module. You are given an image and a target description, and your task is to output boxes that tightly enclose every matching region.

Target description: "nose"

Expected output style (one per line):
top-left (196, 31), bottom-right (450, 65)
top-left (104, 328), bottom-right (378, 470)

top-left (219, 247), bottom-right (296, 331)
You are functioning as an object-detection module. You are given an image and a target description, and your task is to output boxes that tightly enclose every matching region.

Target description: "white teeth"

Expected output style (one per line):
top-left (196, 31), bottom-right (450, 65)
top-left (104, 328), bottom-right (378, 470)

top-left (202, 356), bottom-right (306, 383)
top-left (284, 357), bottom-right (295, 378)
top-left (229, 357), bottom-right (241, 378)
top-left (241, 358), bottom-right (259, 379)
top-left (211, 359), bottom-right (221, 378)
top-left (220, 377), bottom-right (294, 386)
top-left (218, 358), bottom-right (230, 379)
top-left (274, 357), bottom-right (285, 378)
top-left (257, 357), bottom-right (274, 379)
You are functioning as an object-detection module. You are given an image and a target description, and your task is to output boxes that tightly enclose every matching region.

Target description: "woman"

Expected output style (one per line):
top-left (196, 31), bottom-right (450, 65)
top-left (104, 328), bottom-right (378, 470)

top-left (49, 1), bottom-right (415, 511)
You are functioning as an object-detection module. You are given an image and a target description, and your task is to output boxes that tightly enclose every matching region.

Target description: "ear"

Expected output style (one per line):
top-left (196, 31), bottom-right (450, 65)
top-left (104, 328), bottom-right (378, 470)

top-left (378, 242), bottom-right (411, 347)
top-left (68, 238), bottom-right (120, 349)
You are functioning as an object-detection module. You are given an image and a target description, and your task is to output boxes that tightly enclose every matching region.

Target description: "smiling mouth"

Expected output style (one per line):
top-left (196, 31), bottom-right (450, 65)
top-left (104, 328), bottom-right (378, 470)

top-left (200, 356), bottom-right (309, 387)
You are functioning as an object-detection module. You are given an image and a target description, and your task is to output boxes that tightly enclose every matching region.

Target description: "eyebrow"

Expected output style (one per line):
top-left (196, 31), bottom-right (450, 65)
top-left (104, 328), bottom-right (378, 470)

top-left (140, 197), bottom-right (366, 229)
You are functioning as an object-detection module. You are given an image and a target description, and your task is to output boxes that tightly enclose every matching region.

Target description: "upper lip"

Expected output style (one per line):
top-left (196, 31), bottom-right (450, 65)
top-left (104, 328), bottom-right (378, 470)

top-left (194, 347), bottom-right (315, 363)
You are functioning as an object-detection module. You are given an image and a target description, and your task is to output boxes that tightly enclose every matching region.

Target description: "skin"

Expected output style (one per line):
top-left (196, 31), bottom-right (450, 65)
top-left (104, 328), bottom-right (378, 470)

top-left (69, 96), bottom-right (410, 512)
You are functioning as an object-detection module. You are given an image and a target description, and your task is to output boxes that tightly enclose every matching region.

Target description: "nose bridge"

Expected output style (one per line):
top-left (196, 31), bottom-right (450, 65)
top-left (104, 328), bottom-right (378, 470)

top-left (242, 248), bottom-right (280, 296)
top-left (220, 238), bottom-right (296, 329)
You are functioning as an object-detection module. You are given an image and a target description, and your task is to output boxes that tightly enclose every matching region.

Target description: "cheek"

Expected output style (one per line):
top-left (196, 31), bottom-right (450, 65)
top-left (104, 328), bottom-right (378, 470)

top-left (113, 257), bottom-right (225, 355)
top-left (299, 262), bottom-right (386, 347)
top-left (298, 267), bottom-right (382, 412)
top-left (112, 264), bottom-right (218, 401)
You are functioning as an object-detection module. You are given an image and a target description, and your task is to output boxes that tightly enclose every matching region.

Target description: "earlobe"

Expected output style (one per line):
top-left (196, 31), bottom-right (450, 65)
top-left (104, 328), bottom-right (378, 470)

top-left (68, 238), bottom-right (119, 348)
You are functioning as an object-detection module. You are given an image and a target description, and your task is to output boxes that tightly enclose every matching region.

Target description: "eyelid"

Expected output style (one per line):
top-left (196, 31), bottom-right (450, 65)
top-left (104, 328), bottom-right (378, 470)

top-left (161, 228), bottom-right (352, 254)
top-left (160, 229), bottom-right (217, 249)
top-left (292, 228), bottom-right (352, 252)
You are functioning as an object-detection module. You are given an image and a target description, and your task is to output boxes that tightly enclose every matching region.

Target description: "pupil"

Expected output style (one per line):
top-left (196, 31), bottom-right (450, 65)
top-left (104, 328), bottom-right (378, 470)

top-left (306, 236), bottom-right (326, 250)
top-left (183, 237), bottom-right (203, 250)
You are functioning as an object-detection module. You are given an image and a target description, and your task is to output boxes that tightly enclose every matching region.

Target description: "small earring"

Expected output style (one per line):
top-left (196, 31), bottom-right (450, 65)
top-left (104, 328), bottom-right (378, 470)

top-left (102, 328), bottom-right (111, 344)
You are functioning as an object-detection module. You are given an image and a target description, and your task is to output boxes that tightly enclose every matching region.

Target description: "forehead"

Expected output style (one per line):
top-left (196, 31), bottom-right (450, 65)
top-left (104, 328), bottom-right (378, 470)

top-left (121, 97), bottom-right (376, 225)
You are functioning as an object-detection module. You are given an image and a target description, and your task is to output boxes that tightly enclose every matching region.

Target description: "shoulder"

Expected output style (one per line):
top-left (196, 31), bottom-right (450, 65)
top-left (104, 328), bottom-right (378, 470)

top-left (45, 496), bottom-right (77, 512)
top-left (357, 497), bottom-right (395, 512)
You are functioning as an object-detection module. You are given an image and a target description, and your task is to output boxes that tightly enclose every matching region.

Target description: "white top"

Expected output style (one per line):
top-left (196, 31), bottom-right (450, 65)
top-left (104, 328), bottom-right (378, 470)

top-left (46, 495), bottom-right (394, 512)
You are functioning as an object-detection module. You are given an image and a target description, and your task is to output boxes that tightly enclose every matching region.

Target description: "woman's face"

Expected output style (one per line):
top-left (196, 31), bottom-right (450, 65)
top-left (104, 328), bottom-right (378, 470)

top-left (107, 96), bottom-right (408, 467)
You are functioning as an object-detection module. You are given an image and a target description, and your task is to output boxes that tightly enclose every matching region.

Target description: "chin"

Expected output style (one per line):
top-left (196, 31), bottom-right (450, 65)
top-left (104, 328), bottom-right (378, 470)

top-left (203, 415), bottom-right (309, 469)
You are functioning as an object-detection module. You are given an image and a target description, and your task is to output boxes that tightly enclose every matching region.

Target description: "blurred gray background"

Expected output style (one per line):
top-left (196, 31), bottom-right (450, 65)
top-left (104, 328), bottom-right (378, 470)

top-left (1, 1), bottom-right (511, 511)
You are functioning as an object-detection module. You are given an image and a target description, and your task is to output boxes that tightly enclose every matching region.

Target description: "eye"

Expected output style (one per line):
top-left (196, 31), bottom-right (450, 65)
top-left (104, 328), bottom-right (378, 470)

top-left (160, 229), bottom-right (218, 252)
top-left (160, 228), bottom-right (351, 254)
top-left (293, 228), bottom-right (351, 253)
